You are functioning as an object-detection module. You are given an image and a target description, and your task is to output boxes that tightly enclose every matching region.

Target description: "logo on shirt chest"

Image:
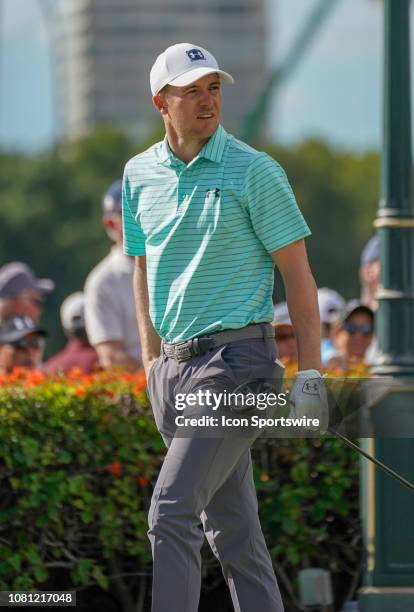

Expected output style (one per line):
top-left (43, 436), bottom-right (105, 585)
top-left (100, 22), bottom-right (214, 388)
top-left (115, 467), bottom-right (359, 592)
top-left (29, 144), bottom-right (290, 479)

top-left (205, 188), bottom-right (220, 200)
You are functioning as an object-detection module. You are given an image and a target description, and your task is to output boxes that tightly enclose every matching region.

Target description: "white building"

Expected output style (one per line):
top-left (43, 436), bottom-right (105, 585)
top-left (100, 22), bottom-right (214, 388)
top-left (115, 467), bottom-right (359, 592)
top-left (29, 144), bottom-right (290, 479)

top-left (57, 0), bottom-right (267, 141)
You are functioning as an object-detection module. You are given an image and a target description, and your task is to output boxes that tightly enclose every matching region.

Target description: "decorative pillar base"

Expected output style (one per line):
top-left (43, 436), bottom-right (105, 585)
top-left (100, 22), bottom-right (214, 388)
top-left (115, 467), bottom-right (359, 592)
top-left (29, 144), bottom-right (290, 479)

top-left (359, 587), bottom-right (414, 611)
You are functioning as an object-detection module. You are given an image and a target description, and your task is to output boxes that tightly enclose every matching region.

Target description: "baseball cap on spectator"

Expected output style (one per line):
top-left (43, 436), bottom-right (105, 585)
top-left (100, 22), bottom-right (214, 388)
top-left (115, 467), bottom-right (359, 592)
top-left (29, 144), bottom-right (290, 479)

top-left (273, 302), bottom-right (292, 327)
top-left (0, 315), bottom-right (47, 344)
top-left (335, 300), bottom-right (375, 326)
top-left (0, 262), bottom-right (54, 299)
top-left (150, 43), bottom-right (234, 96)
top-left (60, 292), bottom-right (85, 333)
top-left (318, 287), bottom-right (346, 325)
top-left (102, 179), bottom-right (122, 215)
top-left (360, 235), bottom-right (379, 267)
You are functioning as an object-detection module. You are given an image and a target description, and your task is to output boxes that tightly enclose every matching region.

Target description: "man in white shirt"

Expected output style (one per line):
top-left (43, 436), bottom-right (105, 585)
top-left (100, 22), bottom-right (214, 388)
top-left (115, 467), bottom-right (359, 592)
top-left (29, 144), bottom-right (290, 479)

top-left (84, 180), bottom-right (142, 370)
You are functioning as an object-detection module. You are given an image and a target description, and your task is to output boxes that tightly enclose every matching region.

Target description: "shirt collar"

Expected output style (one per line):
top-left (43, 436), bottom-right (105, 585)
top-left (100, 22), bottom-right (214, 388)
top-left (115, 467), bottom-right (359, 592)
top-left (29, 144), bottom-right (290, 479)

top-left (157, 124), bottom-right (227, 166)
top-left (197, 125), bottom-right (227, 163)
top-left (158, 137), bottom-right (172, 164)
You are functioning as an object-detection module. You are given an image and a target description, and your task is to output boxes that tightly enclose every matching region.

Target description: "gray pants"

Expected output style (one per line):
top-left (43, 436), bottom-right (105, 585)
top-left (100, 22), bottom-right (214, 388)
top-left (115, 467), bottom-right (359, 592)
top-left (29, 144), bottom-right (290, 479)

top-left (146, 330), bottom-right (285, 612)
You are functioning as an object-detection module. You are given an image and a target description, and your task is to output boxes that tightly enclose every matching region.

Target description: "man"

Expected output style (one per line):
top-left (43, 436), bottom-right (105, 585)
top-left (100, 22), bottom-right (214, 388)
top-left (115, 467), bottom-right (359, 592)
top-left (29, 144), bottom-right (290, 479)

top-left (359, 234), bottom-right (380, 364)
top-left (0, 262), bottom-right (54, 323)
top-left (122, 43), bottom-right (328, 612)
top-left (43, 291), bottom-right (98, 374)
top-left (359, 234), bottom-right (380, 311)
top-left (273, 301), bottom-right (297, 363)
top-left (0, 315), bottom-right (47, 375)
top-left (84, 180), bottom-right (142, 371)
top-left (317, 287), bottom-right (346, 365)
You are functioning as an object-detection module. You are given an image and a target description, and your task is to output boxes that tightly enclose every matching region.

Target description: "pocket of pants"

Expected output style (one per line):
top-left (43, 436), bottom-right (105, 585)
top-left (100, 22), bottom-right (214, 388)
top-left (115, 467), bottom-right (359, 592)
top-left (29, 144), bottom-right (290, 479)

top-left (147, 355), bottom-right (162, 398)
top-left (219, 341), bottom-right (253, 386)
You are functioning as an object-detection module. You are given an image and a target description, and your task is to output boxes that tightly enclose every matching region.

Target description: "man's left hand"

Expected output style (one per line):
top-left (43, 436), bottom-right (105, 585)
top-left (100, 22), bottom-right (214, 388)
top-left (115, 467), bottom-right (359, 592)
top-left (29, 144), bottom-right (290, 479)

top-left (288, 369), bottom-right (329, 433)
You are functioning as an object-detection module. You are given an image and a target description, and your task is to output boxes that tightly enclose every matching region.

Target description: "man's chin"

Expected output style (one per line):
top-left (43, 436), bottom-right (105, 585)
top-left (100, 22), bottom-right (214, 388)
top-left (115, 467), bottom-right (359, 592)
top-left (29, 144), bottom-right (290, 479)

top-left (196, 120), bottom-right (219, 139)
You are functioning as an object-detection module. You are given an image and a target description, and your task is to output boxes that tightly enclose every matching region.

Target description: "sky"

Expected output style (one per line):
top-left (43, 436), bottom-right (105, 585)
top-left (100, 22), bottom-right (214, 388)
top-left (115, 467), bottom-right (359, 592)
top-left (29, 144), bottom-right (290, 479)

top-left (0, 0), bottom-right (401, 154)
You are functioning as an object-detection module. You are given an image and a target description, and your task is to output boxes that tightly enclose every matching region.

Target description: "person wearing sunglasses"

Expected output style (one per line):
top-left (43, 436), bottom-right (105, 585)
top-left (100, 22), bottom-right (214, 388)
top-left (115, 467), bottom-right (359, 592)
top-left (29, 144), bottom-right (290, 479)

top-left (0, 262), bottom-right (54, 323)
top-left (327, 301), bottom-right (374, 372)
top-left (0, 316), bottom-right (47, 375)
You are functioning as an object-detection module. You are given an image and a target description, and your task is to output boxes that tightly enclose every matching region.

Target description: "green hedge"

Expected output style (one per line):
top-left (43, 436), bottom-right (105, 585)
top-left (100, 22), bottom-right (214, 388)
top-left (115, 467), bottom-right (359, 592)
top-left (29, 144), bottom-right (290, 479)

top-left (0, 370), bottom-right (361, 611)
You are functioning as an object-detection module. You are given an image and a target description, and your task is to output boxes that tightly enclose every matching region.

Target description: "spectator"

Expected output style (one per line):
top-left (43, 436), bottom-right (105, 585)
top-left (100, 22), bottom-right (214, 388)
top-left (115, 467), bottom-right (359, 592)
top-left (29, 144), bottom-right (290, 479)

top-left (328, 301), bottom-right (374, 372)
top-left (318, 287), bottom-right (346, 365)
top-left (360, 234), bottom-right (380, 311)
top-left (273, 302), bottom-right (297, 363)
top-left (0, 262), bottom-right (54, 323)
top-left (43, 292), bottom-right (98, 374)
top-left (0, 316), bottom-right (47, 375)
top-left (359, 235), bottom-right (380, 363)
top-left (84, 180), bottom-right (142, 371)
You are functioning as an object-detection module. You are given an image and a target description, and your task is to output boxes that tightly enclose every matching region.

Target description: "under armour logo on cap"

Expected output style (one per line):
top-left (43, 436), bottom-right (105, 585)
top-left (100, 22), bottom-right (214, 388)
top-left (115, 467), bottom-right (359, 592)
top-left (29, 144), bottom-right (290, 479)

top-left (186, 48), bottom-right (206, 62)
top-left (150, 43), bottom-right (234, 95)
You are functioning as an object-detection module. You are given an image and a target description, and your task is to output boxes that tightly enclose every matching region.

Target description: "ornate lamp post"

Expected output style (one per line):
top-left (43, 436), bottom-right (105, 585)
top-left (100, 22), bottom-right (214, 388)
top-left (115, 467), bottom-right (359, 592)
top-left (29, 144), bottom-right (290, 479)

top-left (359, 1), bottom-right (414, 610)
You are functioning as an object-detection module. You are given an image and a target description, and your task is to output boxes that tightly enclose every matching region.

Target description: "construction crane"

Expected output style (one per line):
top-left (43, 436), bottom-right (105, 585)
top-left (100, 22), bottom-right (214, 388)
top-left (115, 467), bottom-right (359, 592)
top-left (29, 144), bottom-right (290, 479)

top-left (240, 0), bottom-right (341, 144)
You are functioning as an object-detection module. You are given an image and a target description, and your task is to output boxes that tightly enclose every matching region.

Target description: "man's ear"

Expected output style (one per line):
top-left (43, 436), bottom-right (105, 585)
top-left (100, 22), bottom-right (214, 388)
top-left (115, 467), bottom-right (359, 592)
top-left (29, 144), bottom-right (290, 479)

top-left (153, 93), bottom-right (168, 116)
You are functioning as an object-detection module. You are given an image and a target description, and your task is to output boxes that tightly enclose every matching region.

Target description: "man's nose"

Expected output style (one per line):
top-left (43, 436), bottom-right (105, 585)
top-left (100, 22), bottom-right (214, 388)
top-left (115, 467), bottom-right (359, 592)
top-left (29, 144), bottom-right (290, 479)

top-left (199, 90), bottom-right (213, 106)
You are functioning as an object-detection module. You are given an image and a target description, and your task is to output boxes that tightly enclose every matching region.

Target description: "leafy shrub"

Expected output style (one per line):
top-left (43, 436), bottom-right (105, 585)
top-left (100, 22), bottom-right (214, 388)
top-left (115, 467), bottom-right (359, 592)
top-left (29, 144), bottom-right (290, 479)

top-left (0, 367), bottom-right (363, 611)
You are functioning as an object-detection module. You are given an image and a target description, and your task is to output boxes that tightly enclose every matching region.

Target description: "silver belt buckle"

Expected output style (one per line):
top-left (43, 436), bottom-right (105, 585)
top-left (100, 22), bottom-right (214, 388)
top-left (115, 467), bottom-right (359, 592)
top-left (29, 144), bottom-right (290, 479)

top-left (174, 341), bottom-right (193, 361)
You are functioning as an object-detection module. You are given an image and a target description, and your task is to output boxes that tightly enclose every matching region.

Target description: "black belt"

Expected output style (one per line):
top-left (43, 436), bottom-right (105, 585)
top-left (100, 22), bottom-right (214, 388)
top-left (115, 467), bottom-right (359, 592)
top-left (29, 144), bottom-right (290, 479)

top-left (162, 323), bottom-right (274, 362)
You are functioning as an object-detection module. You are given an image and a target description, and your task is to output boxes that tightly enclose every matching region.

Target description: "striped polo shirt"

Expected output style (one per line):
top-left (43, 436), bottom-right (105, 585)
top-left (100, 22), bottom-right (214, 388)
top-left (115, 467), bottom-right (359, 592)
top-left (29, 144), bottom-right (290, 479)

top-left (122, 124), bottom-right (311, 343)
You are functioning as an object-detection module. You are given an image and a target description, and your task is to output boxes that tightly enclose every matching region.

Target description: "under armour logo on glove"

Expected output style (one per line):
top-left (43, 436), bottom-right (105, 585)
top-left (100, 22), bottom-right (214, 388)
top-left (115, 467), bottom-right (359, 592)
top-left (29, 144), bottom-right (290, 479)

top-left (303, 380), bottom-right (319, 394)
top-left (289, 369), bottom-right (329, 433)
top-left (186, 48), bottom-right (206, 62)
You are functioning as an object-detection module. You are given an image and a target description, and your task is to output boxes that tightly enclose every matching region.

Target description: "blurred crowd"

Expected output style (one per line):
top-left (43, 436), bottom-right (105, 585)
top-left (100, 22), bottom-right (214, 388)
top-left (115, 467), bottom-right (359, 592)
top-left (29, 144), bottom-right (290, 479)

top-left (274, 235), bottom-right (379, 373)
top-left (0, 178), bottom-right (380, 377)
top-left (0, 179), bottom-right (141, 377)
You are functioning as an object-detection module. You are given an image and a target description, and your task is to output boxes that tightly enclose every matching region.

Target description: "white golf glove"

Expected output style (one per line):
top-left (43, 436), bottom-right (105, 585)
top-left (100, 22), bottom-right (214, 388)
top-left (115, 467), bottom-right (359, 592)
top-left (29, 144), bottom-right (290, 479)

top-left (288, 369), bottom-right (329, 434)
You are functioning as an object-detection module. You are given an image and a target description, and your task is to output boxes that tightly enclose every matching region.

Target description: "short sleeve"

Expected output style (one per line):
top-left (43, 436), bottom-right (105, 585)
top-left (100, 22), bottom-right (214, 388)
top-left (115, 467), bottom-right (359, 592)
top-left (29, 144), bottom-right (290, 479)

top-left (243, 153), bottom-right (311, 253)
top-left (122, 165), bottom-right (146, 256)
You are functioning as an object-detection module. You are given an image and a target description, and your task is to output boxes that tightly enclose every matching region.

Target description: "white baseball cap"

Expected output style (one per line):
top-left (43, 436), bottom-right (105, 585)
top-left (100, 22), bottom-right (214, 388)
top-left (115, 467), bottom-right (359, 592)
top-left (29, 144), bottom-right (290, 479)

top-left (273, 302), bottom-right (292, 327)
top-left (60, 291), bottom-right (85, 332)
top-left (318, 287), bottom-right (346, 325)
top-left (150, 43), bottom-right (234, 96)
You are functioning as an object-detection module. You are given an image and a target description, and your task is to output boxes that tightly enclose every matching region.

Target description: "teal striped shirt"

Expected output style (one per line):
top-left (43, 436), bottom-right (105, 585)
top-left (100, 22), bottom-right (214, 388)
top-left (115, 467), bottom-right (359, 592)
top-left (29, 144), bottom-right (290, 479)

top-left (122, 125), bottom-right (311, 343)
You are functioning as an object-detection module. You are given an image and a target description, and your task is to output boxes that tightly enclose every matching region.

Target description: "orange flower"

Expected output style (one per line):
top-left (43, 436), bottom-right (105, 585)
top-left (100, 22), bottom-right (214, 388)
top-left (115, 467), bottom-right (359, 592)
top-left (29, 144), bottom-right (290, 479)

top-left (65, 367), bottom-right (84, 381)
top-left (24, 370), bottom-right (46, 386)
top-left (260, 474), bottom-right (270, 482)
top-left (121, 372), bottom-right (135, 383)
top-left (136, 476), bottom-right (149, 487)
top-left (7, 367), bottom-right (27, 383)
top-left (107, 462), bottom-right (122, 477)
top-left (74, 387), bottom-right (87, 398)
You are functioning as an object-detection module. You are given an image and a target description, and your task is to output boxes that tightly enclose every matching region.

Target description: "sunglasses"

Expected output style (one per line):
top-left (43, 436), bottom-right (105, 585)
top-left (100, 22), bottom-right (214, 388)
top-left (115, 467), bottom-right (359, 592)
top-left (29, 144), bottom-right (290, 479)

top-left (343, 322), bottom-right (373, 336)
top-left (9, 336), bottom-right (46, 350)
